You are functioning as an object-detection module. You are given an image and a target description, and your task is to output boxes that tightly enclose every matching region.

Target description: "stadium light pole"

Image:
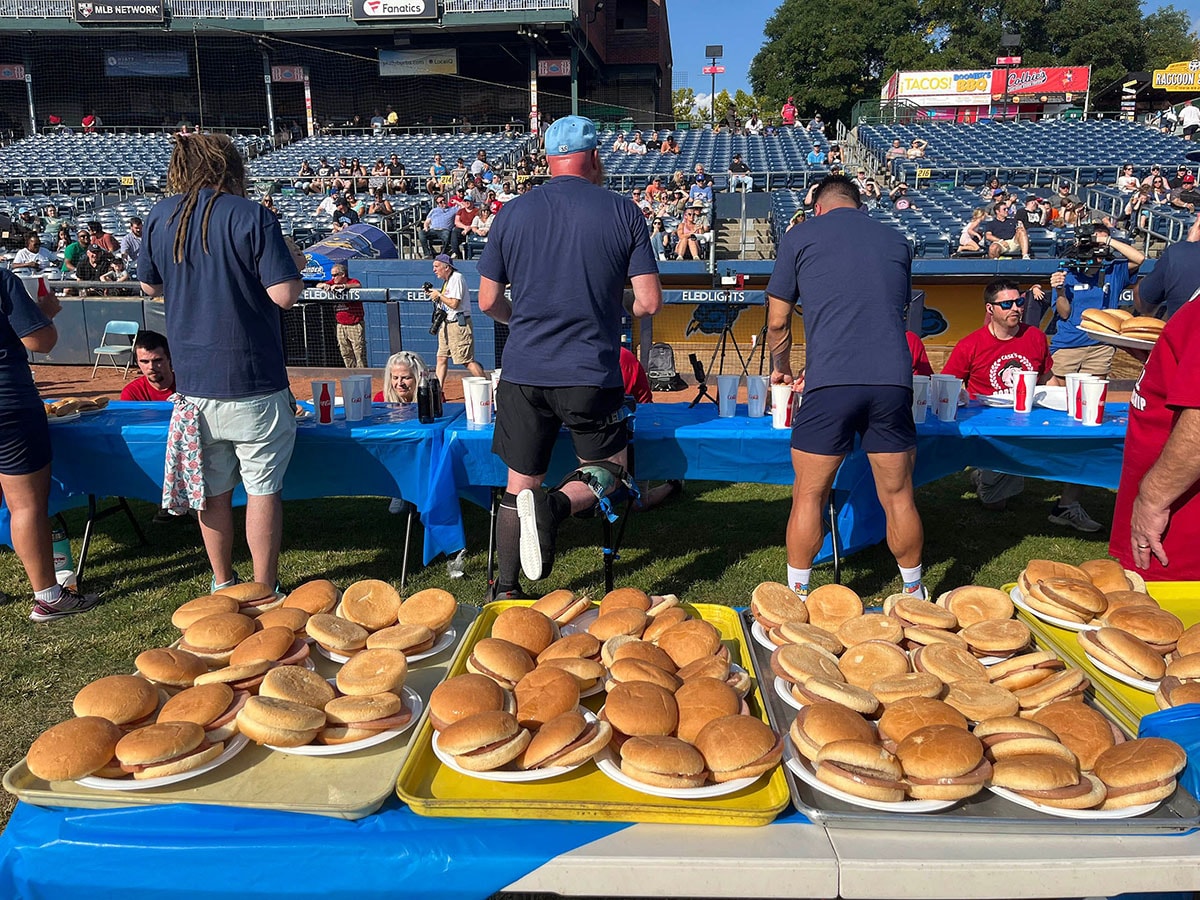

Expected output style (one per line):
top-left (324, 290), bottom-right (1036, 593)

top-left (704, 45), bottom-right (723, 130)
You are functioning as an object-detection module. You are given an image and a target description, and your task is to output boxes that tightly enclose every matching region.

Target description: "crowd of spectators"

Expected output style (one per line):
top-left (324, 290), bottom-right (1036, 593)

top-left (5, 212), bottom-right (142, 293)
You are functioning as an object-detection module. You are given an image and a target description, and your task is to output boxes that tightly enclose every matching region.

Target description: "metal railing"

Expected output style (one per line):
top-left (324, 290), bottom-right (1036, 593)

top-left (0, 0), bottom-right (576, 14)
top-left (0, 0), bottom-right (69, 15)
top-left (444, 0), bottom-right (576, 9)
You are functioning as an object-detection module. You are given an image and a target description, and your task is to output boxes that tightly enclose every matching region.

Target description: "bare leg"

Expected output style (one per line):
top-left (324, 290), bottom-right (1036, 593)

top-left (436, 356), bottom-right (449, 387)
top-left (867, 449), bottom-right (923, 568)
top-left (787, 449), bottom-right (843, 568)
top-left (245, 492), bottom-right (284, 588)
top-left (466, 360), bottom-right (487, 379)
top-left (197, 489), bottom-right (236, 586)
top-left (0, 466), bottom-right (56, 592)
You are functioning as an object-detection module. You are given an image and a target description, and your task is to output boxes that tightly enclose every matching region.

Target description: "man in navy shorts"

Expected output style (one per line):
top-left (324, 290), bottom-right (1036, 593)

top-left (478, 115), bottom-right (662, 598)
top-left (765, 174), bottom-right (927, 600)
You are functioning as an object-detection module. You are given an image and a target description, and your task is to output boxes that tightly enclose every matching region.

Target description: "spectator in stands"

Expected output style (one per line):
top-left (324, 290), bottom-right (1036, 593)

top-left (786, 209), bottom-right (805, 231)
top-left (1180, 100), bottom-right (1200, 140)
top-left (1117, 165), bottom-right (1140, 192)
top-left (88, 221), bottom-right (118, 254)
top-left (261, 195), bottom-right (277, 214)
top-left (980, 176), bottom-right (1005, 201)
top-left (420, 195), bottom-right (461, 258)
top-left (82, 112), bottom-right (101, 134)
top-left (631, 187), bottom-right (651, 213)
top-left (1134, 214), bottom-right (1200, 319)
top-left (426, 153), bottom-right (448, 194)
top-left (120, 330), bottom-right (176, 402)
top-left (332, 157), bottom-right (352, 193)
top-left (471, 150), bottom-right (491, 178)
top-left (889, 182), bottom-right (917, 211)
top-left (387, 154), bottom-right (408, 194)
top-left (745, 112), bottom-right (764, 136)
top-left (75, 244), bottom-right (114, 283)
top-left (1124, 185), bottom-right (1152, 232)
top-left (612, 132), bottom-right (628, 152)
top-left (627, 132), bottom-right (648, 154)
top-left (295, 160), bottom-right (315, 193)
top-left (1015, 196), bottom-right (1045, 230)
top-left (314, 157), bottom-right (333, 193)
top-left (445, 157), bottom-right (467, 195)
top-left (645, 176), bottom-right (665, 204)
top-left (386, 106), bottom-right (399, 130)
top-left (100, 258), bottom-right (130, 285)
top-left (827, 144), bottom-right (843, 168)
top-left (675, 206), bottom-right (706, 260)
top-left (660, 135), bottom-right (680, 155)
top-left (42, 204), bottom-right (63, 235)
top-left (860, 178), bottom-right (883, 207)
top-left (649, 216), bottom-right (672, 260)
top-left (351, 158), bottom-right (370, 193)
top-left (370, 156), bottom-right (388, 184)
top-left (906, 138), bottom-right (928, 160)
top-left (61, 227), bottom-right (90, 275)
top-left (671, 170), bottom-right (688, 192)
top-left (781, 97), bottom-right (797, 127)
top-left (958, 209), bottom-right (987, 253)
top-left (469, 205), bottom-right (494, 255)
top-left (728, 153), bottom-right (753, 193)
top-left (983, 203), bottom-right (1030, 259)
top-left (645, 131), bottom-right (662, 151)
top-left (689, 174), bottom-right (714, 208)
top-left (485, 189), bottom-right (501, 214)
top-left (371, 110), bottom-right (386, 135)
top-left (315, 191), bottom-right (339, 217)
top-left (1147, 175), bottom-right (1172, 206)
top-left (885, 140), bottom-right (905, 163)
top-left (334, 196), bottom-right (360, 225)
top-left (322, 263), bottom-right (366, 369)
top-left (429, 253), bottom-right (486, 385)
top-left (807, 113), bottom-right (825, 135)
top-left (452, 197), bottom-right (479, 253)
top-left (368, 189), bottom-right (394, 217)
top-left (1141, 164), bottom-right (1163, 187)
top-left (11, 234), bottom-right (58, 277)
top-left (493, 181), bottom-right (514, 204)
top-left (806, 144), bottom-right (826, 166)
top-left (54, 224), bottom-right (71, 255)
top-left (467, 177), bottom-right (489, 208)
top-left (1170, 174), bottom-right (1199, 214)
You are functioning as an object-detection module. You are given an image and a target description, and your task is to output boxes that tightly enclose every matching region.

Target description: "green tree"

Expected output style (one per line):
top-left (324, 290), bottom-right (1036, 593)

top-left (711, 89), bottom-right (734, 125)
top-left (672, 87), bottom-right (700, 125)
top-left (1143, 5), bottom-right (1200, 72)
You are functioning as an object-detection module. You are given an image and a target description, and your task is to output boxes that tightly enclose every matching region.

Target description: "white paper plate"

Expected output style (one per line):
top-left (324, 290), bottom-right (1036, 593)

top-left (593, 744), bottom-right (761, 799)
top-left (785, 745), bottom-right (956, 813)
top-left (986, 784), bottom-right (1160, 819)
top-left (76, 733), bottom-right (250, 790)
top-left (1009, 586), bottom-right (1099, 634)
top-left (314, 626), bottom-right (456, 665)
top-left (1078, 326), bottom-right (1157, 351)
top-left (775, 675), bottom-right (805, 711)
top-left (431, 708), bottom-right (598, 782)
top-left (268, 685), bottom-right (423, 755)
top-left (1078, 649), bottom-right (1161, 693)
top-left (77, 406), bottom-right (108, 416)
top-left (979, 393), bottom-right (1015, 408)
top-left (579, 679), bottom-right (605, 699)
top-left (559, 608), bottom-right (600, 636)
top-left (751, 620), bottom-right (778, 651)
top-left (46, 410), bottom-right (80, 423)
top-left (1034, 386), bottom-right (1068, 411)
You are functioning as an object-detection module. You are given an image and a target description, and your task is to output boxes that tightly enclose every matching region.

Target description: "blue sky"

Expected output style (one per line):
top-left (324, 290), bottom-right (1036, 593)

top-left (668, 0), bottom-right (1200, 98)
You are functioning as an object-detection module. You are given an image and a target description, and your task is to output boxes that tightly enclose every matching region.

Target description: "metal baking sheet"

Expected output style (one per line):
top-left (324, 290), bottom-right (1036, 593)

top-left (741, 610), bottom-right (1200, 834)
top-left (3, 604), bottom-right (478, 820)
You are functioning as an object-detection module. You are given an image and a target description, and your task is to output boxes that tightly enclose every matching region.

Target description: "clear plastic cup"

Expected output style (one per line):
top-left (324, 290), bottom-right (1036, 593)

top-left (911, 375), bottom-right (930, 424)
top-left (746, 376), bottom-right (768, 418)
top-left (716, 374), bottom-right (740, 418)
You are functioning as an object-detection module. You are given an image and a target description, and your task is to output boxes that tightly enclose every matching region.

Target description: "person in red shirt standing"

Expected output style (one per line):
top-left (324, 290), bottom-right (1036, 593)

top-left (1110, 298), bottom-right (1200, 579)
top-left (322, 263), bottom-right (366, 368)
top-left (119, 331), bottom-right (176, 401)
top-left (906, 331), bottom-right (933, 376)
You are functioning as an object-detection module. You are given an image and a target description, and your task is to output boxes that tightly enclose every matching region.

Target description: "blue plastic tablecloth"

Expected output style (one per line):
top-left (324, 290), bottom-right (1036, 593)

top-left (446, 401), bottom-right (1128, 563)
top-left (0, 402), bottom-right (466, 564)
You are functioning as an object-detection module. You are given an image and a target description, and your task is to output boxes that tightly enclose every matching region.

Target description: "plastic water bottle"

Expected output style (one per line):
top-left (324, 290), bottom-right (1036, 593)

top-left (446, 548), bottom-right (466, 579)
top-left (417, 373), bottom-right (434, 424)
top-left (50, 520), bottom-right (73, 573)
top-left (429, 374), bottom-right (444, 418)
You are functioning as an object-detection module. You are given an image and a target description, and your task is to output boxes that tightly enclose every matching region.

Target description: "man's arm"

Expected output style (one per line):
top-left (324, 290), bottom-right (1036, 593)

top-left (1108, 235), bottom-right (1145, 271)
top-left (629, 272), bottom-right (662, 318)
top-left (766, 293), bottom-right (796, 383)
top-left (267, 279), bottom-right (304, 310)
top-left (1131, 408), bottom-right (1200, 568)
top-left (141, 281), bottom-right (163, 298)
top-left (477, 276), bottom-right (510, 323)
top-left (1050, 270), bottom-right (1071, 319)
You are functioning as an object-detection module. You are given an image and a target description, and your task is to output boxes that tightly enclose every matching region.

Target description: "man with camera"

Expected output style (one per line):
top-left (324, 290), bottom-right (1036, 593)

top-left (427, 254), bottom-right (486, 388)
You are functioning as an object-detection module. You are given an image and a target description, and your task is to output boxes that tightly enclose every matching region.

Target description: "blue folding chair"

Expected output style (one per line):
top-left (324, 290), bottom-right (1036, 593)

top-left (91, 320), bottom-right (140, 379)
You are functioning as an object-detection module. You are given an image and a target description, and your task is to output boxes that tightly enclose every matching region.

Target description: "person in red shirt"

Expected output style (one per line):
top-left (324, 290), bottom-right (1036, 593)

top-left (906, 331), bottom-right (933, 376)
top-left (1110, 297), bottom-right (1200, 579)
top-left (119, 330), bottom-right (176, 401)
top-left (619, 346), bottom-right (680, 509)
top-left (941, 279), bottom-right (1099, 531)
top-left (322, 263), bottom-right (366, 368)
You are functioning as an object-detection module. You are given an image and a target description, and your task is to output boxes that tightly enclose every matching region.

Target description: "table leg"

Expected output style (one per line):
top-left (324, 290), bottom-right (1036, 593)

top-left (400, 507), bottom-right (414, 590)
top-left (485, 487), bottom-right (500, 589)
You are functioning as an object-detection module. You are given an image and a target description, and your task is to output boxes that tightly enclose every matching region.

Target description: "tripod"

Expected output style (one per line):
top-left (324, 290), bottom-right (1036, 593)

top-left (703, 294), bottom-right (752, 382)
top-left (687, 353), bottom-right (714, 408)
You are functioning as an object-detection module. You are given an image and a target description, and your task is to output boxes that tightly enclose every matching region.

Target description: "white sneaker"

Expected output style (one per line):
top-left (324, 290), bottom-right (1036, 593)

top-left (1048, 502), bottom-right (1103, 533)
top-left (29, 585), bottom-right (101, 622)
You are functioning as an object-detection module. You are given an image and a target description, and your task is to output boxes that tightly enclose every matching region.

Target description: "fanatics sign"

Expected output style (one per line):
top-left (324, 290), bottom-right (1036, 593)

top-left (351, 0), bottom-right (437, 21)
top-left (73, 0), bottom-right (164, 23)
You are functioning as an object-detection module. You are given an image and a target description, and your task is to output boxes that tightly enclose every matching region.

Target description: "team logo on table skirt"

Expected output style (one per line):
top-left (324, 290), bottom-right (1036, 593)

top-left (922, 307), bottom-right (948, 338)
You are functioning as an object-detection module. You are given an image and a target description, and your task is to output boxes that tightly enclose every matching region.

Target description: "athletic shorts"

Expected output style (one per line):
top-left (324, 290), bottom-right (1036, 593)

top-left (493, 383), bottom-right (627, 476)
top-left (791, 385), bottom-right (916, 456)
top-left (1051, 343), bottom-right (1114, 378)
top-left (192, 388), bottom-right (297, 497)
top-left (437, 319), bottom-right (476, 365)
top-left (0, 402), bottom-right (52, 476)
top-left (1184, 125), bottom-right (1198, 138)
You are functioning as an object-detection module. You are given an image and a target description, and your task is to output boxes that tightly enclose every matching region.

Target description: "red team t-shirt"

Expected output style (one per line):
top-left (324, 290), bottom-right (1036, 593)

top-left (907, 331), bottom-right (933, 376)
top-left (619, 347), bottom-right (653, 404)
top-left (119, 376), bottom-right (174, 401)
top-left (1109, 300), bottom-right (1200, 580)
top-left (941, 324), bottom-right (1050, 398)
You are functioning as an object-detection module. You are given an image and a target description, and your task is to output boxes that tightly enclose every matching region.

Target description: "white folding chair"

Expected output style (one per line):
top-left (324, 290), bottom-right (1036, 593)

top-left (91, 320), bottom-right (140, 379)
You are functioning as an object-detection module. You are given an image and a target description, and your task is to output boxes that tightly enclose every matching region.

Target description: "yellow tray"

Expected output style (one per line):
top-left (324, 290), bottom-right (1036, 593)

top-left (1011, 581), bottom-right (1200, 734)
top-left (395, 600), bottom-right (791, 826)
top-left (3, 605), bottom-right (477, 820)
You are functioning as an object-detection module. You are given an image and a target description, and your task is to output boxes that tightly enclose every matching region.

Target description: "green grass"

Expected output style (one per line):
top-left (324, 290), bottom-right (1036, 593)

top-left (0, 474), bottom-right (1117, 825)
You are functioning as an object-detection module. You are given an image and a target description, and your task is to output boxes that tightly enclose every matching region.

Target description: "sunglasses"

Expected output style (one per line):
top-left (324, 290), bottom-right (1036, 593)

top-left (988, 297), bottom-right (1027, 310)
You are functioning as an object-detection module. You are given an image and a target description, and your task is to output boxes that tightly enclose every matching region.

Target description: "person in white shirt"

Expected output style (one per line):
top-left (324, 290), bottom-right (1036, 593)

top-left (315, 192), bottom-right (339, 216)
top-left (11, 234), bottom-right (59, 277)
top-left (626, 132), bottom-right (647, 154)
top-left (745, 114), bottom-right (764, 136)
top-left (496, 182), bottom-right (517, 203)
top-left (611, 132), bottom-right (628, 152)
top-left (1180, 100), bottom-right (1200, 140)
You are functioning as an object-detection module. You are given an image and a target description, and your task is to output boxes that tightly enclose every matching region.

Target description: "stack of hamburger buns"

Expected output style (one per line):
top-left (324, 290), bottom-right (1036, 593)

top-left (44, 396), bottom-right (109, 417)
top-left (303, 582), bottom-right (457, 660)
top-left (1080, 308), bottom-right (1165, 344)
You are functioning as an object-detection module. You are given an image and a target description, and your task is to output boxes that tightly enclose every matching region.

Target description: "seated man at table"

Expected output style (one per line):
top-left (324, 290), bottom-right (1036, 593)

top-left (941, 279), bottom-right (1099, 530)
top-left (119, 330), bottom-right (176, 401)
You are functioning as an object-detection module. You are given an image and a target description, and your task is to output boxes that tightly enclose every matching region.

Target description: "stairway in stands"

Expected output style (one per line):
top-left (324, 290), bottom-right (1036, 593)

top-left (713, 190), bottom-right (775, 261)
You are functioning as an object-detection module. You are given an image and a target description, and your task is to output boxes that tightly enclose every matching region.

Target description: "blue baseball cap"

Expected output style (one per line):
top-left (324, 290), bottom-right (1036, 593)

top-left (544, 116), bottom-right (597, 156)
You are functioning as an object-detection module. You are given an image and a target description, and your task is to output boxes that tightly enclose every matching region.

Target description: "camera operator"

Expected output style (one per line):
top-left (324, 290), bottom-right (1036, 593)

top-left (321, 263), bottom-right (365, 368)
top-left (426, 254), bottom-right (486, 388)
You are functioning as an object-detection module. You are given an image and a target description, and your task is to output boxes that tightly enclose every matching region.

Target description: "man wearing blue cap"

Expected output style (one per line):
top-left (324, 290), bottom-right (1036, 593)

top-left (477, 115), bottom-right (662, 598)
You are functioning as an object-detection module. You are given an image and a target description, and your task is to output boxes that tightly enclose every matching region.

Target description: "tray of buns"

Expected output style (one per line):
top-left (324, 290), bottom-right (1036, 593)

top-left (395, 594), bottom-right (791, 826)
top-left (742, 579), bottom-right (1199, 834)
top-left (1012, 573), bottom-right (1200, 734)
top-left (4, 581), bottom-right (477, 820)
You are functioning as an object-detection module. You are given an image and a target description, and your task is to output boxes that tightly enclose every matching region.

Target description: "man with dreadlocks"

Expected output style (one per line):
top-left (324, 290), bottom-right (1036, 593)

top-left (140, 133), bottom-right (306, 594)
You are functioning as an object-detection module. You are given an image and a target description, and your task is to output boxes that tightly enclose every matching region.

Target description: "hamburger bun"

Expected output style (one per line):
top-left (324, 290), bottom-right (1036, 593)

top-left (1030, 701), bottom-right (1119, 770)
top-left (972, 715), bottom-right (1068, 760)
top-left (236, 695), bottom-right (326, 746)
top-left (305, 613), bottom-right (369, 655)
top-left (619, 735), bottom-right (708, 788)
top-left (157, 682), bottom-right (248, 743)
top-left (1176, 623), bottom-right (1200, 657)
top-left (171, 594), bottom-right (239, 630)
top-left (789, 701), bottom-right (876, 761)
top-left (1077, 628), bottom-right (1166, 681)
top-left (771, 642), bottom-right (843, 685)
top-left (282, 579), bottom-right (340, 615)
top-left (1093, 737), bottom-right (1185, 809)
top-left (438, 710), bottom-right (530, 771)
top-left (115, 721), bottom-right (225, 780)
top-left (837, 640), bottom-right (910, 690)
top-left (588, 607), bottom-right (649, 641)
top-left (814, 740), bottom-right (906, 802)
top-left (902, 626), bottom-right (969, 652)
top-left (336, 647), bottom-right (408, 696)
top-left (869, 672), bottom-right (945, 705)
top-left (987, 650), bottom-right (1065, 691)
top-left (72, 675), bottom-right (159, 730)
top-left (789, 677), bottom-right (879, 716)
top-left (1165, 653), bottom-right (1200, 681)
top-left (941, 586), bottom-right (1014, 626)
top-left (887, 596), bottom-right (958, 631)
top-left (804, 584), bottom-right (863, 632)
top-left (1120, 316), bottom-right (1165, 341)
top-left (912, 643), bottom-right (988, 683)
top-left (768, 621), bottom-right (843, 656)
top-left (836, 613), bottom-right (904, 648)
top-left (520, 709), bottom-right (611, 769)
top-left (217, 581), bottom-right (282, 617)
top-left (654, 619), bottom-right (724, 668)
top-left (1157, 679), bottom-right (1200, 709)
top-left (134, 648), bottom-right (209, 690)
top-left (943, 679), bottom-right (1020, 722)
top-left (603, 681), bottom-right (679, 739)
top-left (896, 724), bottom-right (990, 800)
top-left (1080, 308), bottom-right (1124, 334)
top-left (366, 623), bottom-right (437, 655)
top-left (537, 632), bottom-right (601, 663)
top-left (598, 586), bottom-right (652, 616)
top-left (465, 638), bottom-right (535, 691)
top-left (259, 665), bottom-right (336, 709)
top-left (229, 625), bottom-right (299, 667)
top-left (959, 619), bottom-right (1031, 659)
top-left (991, 753), bottom-right (1106, 809)
top-left (492, 606), bottom-right (557, 657)
top-left (428, 673), bottom-right (508, 732)
top-left (320, 692), bottom-right (410, 743)
top-left (599, 634), bottom-right (640, 668)
top-left (178, 612), bottom-right (257, 665)
top-left (538, 655), bottom-right (606, 690)
top-left (1025, 578), bottom-right (1108, 623)
top-left (693, 715), bottom-right (783, 782)
top-left (878, 697), bottom-right (968, 746)
top-left (1013, 668), bottom-right (1090, 713)
top-left (397, 588), bottom-right (457, 634)
top-left (255, 606), bottom-right (311, 639)
top-left (1103, 606), bottom-right (1184, 654)
top-left (674, 677), bottom-right (741, 743)
top-left (749, 582), bottom-right (807, 630)
top-left (1079, 558), bottom-right (1132, 593)
top-left (26, 717), bottom-right (125, 782)
top-left (339, 580), bottom-right (402, 631)
top-left (1018, 560), bottom-right (1089, 597)
top-left (192, 660), bottom-right (273, 692)
top-left (513, 666), bottom-right (580, 730)
top-left (643, 607), bottom-right (690, 643)
top-left (530, 589), bottom-right (591, 624)
top-left (605, 658), bottom-right (682, 694)
top-left (611, 639), bottom-right (678, 673)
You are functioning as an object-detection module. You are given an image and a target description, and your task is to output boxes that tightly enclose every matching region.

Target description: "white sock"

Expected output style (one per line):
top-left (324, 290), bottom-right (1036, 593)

top-left (899, 564), bottom-right (923, 587)
top-left (34, 585), bottom-right (59, 602)
top-left (787, 566), bottom-right (812, 594)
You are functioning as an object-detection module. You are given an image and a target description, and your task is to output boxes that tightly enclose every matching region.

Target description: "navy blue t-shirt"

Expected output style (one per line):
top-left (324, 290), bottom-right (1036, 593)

top-left (477, 176), bottom-right (658, 388)
top-left (141, 189), bottom-right (299, 399)
top-left (766, 206), bottom-right (912, 391)
top-left (986, 217), bottom-right (1018, 241)
top-left (1137, 242), bottom-right (1200, 318)
top-left (0, 270), bottom-right (51, 412)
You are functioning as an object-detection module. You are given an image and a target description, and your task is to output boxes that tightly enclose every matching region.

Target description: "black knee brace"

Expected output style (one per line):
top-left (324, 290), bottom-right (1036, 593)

top-left (557, 461), bottom-right (639, 522)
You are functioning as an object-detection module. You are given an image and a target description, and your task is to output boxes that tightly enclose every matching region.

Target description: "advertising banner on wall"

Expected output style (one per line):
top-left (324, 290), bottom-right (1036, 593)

top-left (104, 51), bottom-right (188, 78)
top-left (991, 66), bottom-right (1089, 103)
top-left (1152, 60), bottom-right (1200, 91)
top-left (73, 1), bottom-right (164, 24)
top-left (352, 0), bottom-right (436, 22)
top-left (890, 70), bottom-right (993, 106)
top-left (379, 49), bottom-right (458, 77)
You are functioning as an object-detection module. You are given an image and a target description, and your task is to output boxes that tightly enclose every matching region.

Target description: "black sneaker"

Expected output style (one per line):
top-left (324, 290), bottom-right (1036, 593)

top-left (29, 585), bottom-right (101, 623)
top-left (483, 584), bottom-right (535, 603)
top-left (517, 488), bottom-right (556, 581)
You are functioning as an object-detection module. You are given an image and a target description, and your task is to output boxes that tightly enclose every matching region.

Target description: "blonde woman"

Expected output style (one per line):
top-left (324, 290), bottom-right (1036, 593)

top-left (374, 350), bottom-right (429, 404)
top-left (958, 208), bottom-right (987, 252)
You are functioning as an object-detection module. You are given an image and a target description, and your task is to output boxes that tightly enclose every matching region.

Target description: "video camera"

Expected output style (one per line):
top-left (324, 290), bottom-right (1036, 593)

top-left (1059, 223), bottom-right (1108, 272)
top-left (424, 282), bottom-right (447, 333)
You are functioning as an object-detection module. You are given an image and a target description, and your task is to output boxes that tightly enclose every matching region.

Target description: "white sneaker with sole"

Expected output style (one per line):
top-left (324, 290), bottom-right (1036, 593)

top-left (29, 585), bottom-right (101, 622)
top-left (516, 488), bottom-right (555, 581)
top-left (1048, 502), bottom-right (1103, 533)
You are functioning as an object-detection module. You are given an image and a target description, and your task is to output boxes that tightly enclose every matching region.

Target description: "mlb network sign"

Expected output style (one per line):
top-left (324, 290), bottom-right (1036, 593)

top-left (351, 0), bottom-right (437, 21)
top-left (73, 0), bottom-right (164, 23)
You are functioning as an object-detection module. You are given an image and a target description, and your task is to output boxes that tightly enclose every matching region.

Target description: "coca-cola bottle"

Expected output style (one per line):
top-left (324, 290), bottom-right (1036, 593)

top-left (429, 374), bottom-right (444, 418)
top-left (318, 382), bottom-right (333, 424)
top-left (417, 373), bottom-right (434, 424)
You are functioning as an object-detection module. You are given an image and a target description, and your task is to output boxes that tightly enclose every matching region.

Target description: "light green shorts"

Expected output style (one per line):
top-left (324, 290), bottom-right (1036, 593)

top-left (193, 388), bottom-right (297, 497)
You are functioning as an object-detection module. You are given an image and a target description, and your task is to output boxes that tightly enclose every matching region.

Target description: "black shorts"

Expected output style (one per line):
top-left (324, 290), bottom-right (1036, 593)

top-left (1185, 125), bottom-right (1199, 138)
top-left (0, 403), bottom-right (52, 476)
top-left (791, 385), bottom-right (915, 456)
top-left (493, 383), bottom-right (628, 476)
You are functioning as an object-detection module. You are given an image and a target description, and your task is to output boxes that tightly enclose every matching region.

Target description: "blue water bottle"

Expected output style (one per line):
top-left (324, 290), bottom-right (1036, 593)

top-left (50, 519), bottom-right (74, 573)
